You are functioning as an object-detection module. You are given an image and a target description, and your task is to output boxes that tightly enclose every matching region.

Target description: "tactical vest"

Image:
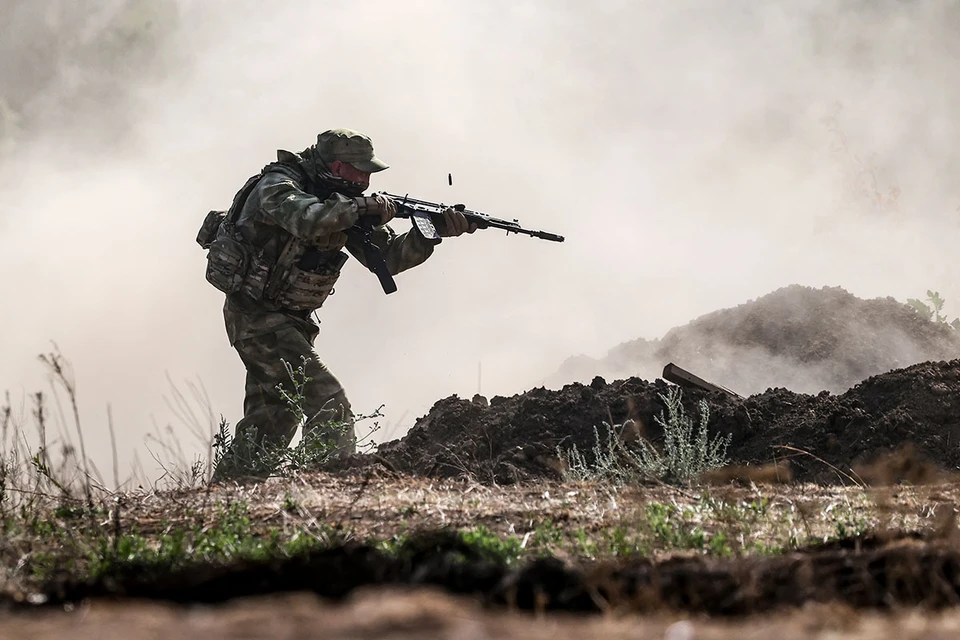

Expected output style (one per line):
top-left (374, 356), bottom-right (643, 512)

top-left (196, 157), bottom-right (349, 311)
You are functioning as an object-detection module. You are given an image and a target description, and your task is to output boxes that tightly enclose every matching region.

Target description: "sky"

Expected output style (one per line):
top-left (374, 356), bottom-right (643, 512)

top-left (1, 0), bottom-right (959, 486)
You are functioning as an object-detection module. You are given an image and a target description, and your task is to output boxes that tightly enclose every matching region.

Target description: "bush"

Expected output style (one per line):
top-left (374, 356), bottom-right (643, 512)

top-left (558, 386), bottom-right (731, 487)
top-left (210, 356), bottom-right (383, 483)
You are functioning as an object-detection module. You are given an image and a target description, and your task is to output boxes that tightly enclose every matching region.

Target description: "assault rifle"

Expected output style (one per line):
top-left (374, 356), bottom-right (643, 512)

top-left (348, 193), bottom-right (565, 294)
top-left (380, 192), bottom-right (566, 244)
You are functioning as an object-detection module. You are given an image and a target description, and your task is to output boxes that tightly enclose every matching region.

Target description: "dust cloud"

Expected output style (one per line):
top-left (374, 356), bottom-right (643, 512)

top-left (1, 0), bottom-right (959, 485)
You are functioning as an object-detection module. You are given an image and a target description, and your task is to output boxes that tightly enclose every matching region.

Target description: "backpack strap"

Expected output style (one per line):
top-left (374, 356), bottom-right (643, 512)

top-left (225, 151), bottom-right (312, 224)
top-left (223, 173), bottom-right (264, 224)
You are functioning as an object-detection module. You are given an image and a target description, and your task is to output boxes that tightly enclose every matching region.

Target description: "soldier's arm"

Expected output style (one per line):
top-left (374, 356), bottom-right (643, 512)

top-left (345, 224), bottom-right (436, 275)
top-left (254, 172), bottom-right (359, 239)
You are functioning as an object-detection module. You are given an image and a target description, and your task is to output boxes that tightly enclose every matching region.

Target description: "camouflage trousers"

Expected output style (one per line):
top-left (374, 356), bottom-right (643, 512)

top-left (213, 322), bottom-right (354, 481)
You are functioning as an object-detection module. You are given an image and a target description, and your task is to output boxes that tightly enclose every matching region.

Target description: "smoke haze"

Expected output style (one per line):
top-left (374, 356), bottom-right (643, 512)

top-left (1, 0), bottom-right (959, 484)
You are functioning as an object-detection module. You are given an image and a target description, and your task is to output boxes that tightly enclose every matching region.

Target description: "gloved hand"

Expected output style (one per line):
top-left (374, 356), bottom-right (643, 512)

top-left (353, 194), bottom-right (397, 226)
top-left (313, 231), bottom-right (348, 251)
top-left (437, 206), bottom-right (478, 237)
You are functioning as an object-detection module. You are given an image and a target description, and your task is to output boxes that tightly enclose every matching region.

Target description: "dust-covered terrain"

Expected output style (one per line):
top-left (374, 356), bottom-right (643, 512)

top-left (364, 360), bottom-right (960, 485)
top-left (547, 285), bottom-right (960, 395)
top-left (10, 285), bottom-right (954, 633)
top-left (24, 487), bottom-right (960, 615)
top-left (5, 1), bottom-right (960, 482)
top-left (5, 1), bottom-right (960, 637)
top-left (354, 285), bottom-right (960, 484)
top-left (6, 474), bottom-right (960, 639)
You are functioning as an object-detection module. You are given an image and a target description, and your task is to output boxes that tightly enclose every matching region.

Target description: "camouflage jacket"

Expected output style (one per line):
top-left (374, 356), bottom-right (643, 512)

top-left (223, 150), bottom-right (435, 344)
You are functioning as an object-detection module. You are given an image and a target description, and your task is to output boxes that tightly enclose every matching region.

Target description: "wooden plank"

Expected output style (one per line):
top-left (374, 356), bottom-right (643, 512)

top-left (662, 362), bottom-right (742, 399)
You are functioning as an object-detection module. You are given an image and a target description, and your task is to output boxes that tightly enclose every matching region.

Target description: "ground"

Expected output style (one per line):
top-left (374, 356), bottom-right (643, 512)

top-left (10, 591), bottom-right (960, 640)
top-left (3, 284), bottom-right (960, 637)
top-left (4, 474), bottom-right (960, 637)
top-left (361, 358), bottom-right (960, 485)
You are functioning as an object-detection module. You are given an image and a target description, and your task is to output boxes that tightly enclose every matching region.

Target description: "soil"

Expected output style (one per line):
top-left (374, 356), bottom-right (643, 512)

top-left (17, 283), bottom-right (960, 631)
top-left (8, 528), bottom-right (960, 631)
top-left (11, 476), bottom-right (960, 637)
top-left (5, 531), bottom-right (955, 616)
top-left (10, 590), bottom-right (960, 640)
top-left (547, 285), bottom-right (960, 395)
top-left (351, 286), bottom-right (960, 484)
top-left (358, 358), bottom-right (960, 485)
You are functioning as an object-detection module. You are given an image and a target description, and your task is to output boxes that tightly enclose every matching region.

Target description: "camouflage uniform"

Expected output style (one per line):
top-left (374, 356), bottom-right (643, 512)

top-left (208, 130), bottom-right (435, 480)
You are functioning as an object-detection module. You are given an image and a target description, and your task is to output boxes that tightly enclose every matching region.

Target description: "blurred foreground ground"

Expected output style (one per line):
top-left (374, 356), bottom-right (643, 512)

top-left (6, 588), bottom-right (960, 640)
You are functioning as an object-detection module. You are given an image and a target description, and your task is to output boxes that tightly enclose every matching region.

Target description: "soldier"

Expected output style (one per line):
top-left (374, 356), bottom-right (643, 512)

top-left (201, 128), bottom-right (475, 481)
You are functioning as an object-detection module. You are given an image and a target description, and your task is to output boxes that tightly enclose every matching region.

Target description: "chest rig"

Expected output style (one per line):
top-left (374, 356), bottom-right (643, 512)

top-left (196, 155), bottom-right (349, 311)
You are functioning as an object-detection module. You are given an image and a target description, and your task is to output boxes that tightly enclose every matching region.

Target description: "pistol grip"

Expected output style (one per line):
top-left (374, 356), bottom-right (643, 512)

top-left (411, 211), bottom-right (442, 245)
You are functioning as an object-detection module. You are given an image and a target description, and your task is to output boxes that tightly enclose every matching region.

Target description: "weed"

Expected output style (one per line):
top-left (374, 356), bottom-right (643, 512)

top-left (281, 493), bottom-right (300, 513)
top-left (460, 526), bottom-right (524, 565)
top-left (559, 423), bottom-right (633, 486)
top-left (571, 527), bottom-right (599, 558)
top-left (645, 502), bottom-right (707, 550)
top-left (603, 526), bottom-right (638, 557)
top-left (80, 500), bottom-right (345, 581)
top-left (210, 356), bottom-right (384, 483)
top-left (631, 387), bottom-right (732, 485)
top-left (558, 387), bottom-right (731, 487)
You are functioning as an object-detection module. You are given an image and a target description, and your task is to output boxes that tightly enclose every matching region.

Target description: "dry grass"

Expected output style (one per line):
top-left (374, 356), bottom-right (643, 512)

top-left (3, 352), bottom-right (960, 627)
top-left (98, 469), bottom-right (960, 560)
top-left (2, 441), bottom-right (959, 608)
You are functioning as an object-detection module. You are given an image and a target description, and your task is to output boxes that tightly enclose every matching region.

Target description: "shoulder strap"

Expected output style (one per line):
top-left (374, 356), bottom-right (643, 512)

top-left (225, 151), bottom-right (313, 224)
top-left (224, 172), bottom-right (264, 224)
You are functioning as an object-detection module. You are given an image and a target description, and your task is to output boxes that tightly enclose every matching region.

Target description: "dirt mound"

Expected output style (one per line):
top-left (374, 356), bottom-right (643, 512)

top-left (372, 376), bottom-right (675, 484)
top-left (714, 359), bottom-right (960, 483)
top-left (548, 285), bottom-right (960, 395)
top-left (27, 531), bottom-right (960, 616)
top-left (363, 359), bottom-right (960, 484)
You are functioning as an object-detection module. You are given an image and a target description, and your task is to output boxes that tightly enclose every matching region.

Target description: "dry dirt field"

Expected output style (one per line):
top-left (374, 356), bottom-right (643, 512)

top-left (4, 286), bottom-right (960, 636)
top-left (3, 472), bottom-right (960, 638)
